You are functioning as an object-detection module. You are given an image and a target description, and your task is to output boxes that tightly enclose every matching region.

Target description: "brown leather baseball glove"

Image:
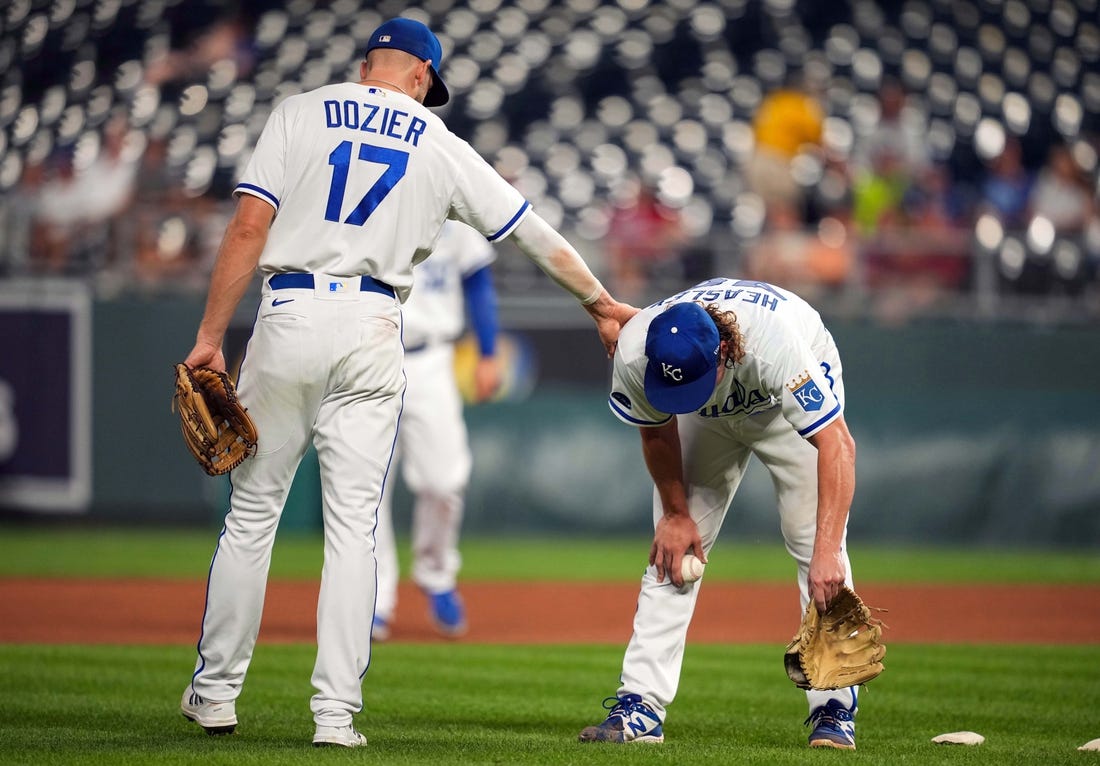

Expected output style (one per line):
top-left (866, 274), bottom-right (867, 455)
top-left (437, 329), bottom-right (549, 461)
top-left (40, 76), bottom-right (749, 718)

top-left (784, 585), bottom-right (886, 690)
top-left (172, 363), bottom-right (258, 476)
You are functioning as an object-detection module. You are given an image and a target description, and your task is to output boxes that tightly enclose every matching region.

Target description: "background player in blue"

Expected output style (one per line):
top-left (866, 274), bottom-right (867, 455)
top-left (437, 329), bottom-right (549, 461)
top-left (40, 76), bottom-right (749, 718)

top-left (372, 220), bottom-right (502, 641)
top-left (178, 17), bottom-right (634, 748)
top-left (579, 278), bottom-right (863, 750)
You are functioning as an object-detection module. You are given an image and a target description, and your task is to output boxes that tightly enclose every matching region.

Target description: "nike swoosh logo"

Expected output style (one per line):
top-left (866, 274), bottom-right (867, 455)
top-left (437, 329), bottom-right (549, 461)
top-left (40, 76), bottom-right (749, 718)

top-left (272, 298), bottom-right (294, 306)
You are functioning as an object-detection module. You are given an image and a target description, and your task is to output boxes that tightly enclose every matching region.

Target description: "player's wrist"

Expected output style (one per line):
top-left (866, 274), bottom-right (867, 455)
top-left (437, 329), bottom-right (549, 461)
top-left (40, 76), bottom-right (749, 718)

top-left (580, 282), bottom-right (605, 306)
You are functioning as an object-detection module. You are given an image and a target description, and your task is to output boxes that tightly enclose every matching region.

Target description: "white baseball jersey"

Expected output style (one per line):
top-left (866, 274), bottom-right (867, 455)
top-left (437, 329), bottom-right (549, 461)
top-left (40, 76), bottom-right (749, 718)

top-left (400, 220), bottom-right (495, 350)
top-left (609, 278), bottom-right (843, 438)
top-left (235, 83), bottom-right (529, 300)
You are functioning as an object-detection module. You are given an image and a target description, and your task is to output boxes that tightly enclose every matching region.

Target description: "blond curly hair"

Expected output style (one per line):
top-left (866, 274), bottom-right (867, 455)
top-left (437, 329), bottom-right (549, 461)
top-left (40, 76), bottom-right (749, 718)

top-left (702, 303), bottom-right (745, 367)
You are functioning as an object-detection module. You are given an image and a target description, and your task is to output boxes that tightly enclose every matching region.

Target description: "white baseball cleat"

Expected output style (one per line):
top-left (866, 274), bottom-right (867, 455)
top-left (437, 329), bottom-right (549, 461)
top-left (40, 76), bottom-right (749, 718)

top-left (313, 724), bottom-right (367, 747)
top-left (180, 688), bottom-right (237, 735)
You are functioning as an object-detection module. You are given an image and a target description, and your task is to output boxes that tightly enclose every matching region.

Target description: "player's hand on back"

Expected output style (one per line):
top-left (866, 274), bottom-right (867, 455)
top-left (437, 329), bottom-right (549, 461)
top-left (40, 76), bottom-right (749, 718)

top-left (586, 296), bottom-right (640, 358)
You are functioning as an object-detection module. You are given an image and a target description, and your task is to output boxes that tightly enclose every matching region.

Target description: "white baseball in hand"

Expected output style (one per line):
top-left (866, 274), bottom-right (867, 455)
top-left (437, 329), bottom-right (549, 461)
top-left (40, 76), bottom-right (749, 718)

top-left (680, 554), bottom-right (705, 583)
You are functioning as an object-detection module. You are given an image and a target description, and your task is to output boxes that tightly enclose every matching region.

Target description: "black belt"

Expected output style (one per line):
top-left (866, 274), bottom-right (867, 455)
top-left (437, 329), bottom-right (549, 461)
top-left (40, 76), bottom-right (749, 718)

top-left (269, 272), bottom-right (395, 298)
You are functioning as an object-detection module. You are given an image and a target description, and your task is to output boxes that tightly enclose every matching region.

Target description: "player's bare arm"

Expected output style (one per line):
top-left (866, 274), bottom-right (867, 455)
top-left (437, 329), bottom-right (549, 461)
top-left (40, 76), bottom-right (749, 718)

top-left (639, 421), bottom-right (706, 587)
top-left (185, 195), bottom-right (274, 371)
top-left (806, 415), bottom-right (857, 613)
top-left (510, 213), bottom-right (637, 356)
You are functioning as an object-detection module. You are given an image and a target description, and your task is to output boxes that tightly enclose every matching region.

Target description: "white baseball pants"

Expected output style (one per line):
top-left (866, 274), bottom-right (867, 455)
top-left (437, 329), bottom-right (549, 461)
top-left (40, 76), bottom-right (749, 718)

top-left (188, 279), bottom-right (404, 728)
top-left (618, 395), bottom-right (857, 718)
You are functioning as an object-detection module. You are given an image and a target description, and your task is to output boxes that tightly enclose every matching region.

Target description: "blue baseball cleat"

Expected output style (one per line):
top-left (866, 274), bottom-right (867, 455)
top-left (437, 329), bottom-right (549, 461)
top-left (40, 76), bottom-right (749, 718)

top-left (578, 693), bottom-right (664, 743)
top-left (806, 698), bottom-right (857, 749)
top-left (427, 589), bottom-right (467, 637)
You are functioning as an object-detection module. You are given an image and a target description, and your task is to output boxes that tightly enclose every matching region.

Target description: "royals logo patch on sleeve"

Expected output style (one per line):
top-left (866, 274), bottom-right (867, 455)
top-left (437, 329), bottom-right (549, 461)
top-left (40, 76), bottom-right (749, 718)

top-left (611, 391), bottom-right (632, 410)
top-left (786, 371), bottom-right (824, 412)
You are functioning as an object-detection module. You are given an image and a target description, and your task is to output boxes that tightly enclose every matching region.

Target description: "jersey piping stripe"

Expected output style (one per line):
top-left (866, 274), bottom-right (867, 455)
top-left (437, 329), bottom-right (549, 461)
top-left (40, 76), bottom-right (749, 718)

top-left (236, 182), bottom-right (280, 210)
top-left (796, 401), bottom-right (841, 437)
top-left (486, 201), bottom-right (531, 242)
top-left (608, 398), bottom-right (672, 427)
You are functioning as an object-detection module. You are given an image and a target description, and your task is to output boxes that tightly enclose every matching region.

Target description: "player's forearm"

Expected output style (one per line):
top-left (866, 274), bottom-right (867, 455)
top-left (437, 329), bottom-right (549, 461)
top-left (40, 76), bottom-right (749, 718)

top-left (640, 422), bottom-right (690, 519)
top-left (807, 420), bottom-right (856, 555)
top-left (195, 217), bottom-right (267, 348)
top-left (814, 456), bottom-right (853, 554)
top-left (510, 213), bottom-right (604, 304)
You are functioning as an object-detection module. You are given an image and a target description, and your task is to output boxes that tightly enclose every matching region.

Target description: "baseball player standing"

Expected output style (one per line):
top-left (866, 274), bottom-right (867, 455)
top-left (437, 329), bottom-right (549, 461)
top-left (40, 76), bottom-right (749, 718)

top-left (578, 277), bottom-right (862, 749)
top-left (372, 219), bottom-right (502, 641)
top-left (179, 17), bottom-right (634, 748)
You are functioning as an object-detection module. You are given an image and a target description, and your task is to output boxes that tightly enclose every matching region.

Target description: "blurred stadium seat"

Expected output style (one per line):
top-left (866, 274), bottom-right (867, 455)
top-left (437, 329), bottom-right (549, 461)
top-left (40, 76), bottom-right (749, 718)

top-left (2, 0), bottom-right (1098, 320)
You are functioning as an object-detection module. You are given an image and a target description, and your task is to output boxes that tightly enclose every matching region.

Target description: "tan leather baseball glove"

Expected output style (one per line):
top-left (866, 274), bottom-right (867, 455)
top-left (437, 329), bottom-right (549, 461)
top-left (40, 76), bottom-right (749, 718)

top-left (784, 585), bottom-right (886, 690)
top-left (173, 363), bottom-right (258, 476)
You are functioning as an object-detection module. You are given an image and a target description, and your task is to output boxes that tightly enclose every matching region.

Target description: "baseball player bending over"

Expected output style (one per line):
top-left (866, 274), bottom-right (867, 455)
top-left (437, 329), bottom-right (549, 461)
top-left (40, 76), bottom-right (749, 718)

top-left (372, 220), bottom-right (502, 641)
top-left (179, 17), bottom-right (634, 749)
top-left (579, 278), bottom-right (862, 750)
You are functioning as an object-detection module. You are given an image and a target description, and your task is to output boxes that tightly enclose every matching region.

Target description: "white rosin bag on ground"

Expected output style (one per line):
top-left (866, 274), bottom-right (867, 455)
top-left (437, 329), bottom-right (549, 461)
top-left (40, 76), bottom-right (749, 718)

top-left (931, 731), bottom-right (985, 745)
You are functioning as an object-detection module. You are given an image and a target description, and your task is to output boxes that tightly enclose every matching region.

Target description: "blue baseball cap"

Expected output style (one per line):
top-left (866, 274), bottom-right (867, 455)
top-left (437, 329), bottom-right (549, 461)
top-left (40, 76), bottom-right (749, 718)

top-left (643, 303), bottom-right (720, 414)
top-left (366, 18), bottom-right (450, 107)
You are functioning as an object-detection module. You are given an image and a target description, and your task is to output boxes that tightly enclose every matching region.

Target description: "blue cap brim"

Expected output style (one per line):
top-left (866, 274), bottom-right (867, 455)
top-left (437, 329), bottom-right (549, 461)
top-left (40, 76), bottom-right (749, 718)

top-left (424, 67), bottom-right (449, 107)
top-left (644, 362), bottom-right (716, 414)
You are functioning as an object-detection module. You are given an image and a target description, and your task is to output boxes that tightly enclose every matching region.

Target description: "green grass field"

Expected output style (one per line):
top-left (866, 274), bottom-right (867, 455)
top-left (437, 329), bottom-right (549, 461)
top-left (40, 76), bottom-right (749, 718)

top-left (1, 526), bottom-right (1099, 582)
top-left (1, 643), bottom-right (1097, 765)
top-left (1, 527), bottom-right (1098, 764)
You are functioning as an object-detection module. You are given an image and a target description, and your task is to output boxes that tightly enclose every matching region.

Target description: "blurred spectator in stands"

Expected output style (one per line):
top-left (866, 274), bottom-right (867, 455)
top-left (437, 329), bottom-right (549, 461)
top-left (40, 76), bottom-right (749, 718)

top-left (745, 71), bottom-right (825, 227)
top-left (604, 177), bottom-right (687, 302)
top-left (1, 156), bottom-right (47, 274)
top-left (897, 161), bottom-right (971, 291)
top-left (130, 135), bottom-right (210, 288)
top-left (77, 114), bottom-right (142, 271)
top-left (979, 136), bottom-right (1033, 231)
top-left (850, 142), bottom-right (910, 238)
top-left (1029, 141), bottom-right (1095, 235)
top-left (744, 202), bottom-right (854, 300)
top-left (144, 1), bottom-right (257, 89)
top-left (903, 162), bottom-right (968, 232)
top-left (858, 153), bottom-right (970, 322)
top-left (28, 147), bottom-right (84, 274)
top-left (850, 77), bottom-right (930, 181)
top-left (26, 116), bottom-right (140, 277)
top-left (847, 79), bottom-right (938, 240)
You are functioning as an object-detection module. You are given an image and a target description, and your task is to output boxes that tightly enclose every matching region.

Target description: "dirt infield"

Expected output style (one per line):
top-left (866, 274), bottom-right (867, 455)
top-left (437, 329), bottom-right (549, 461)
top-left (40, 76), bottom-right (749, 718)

top-left (2, 579), bottom-right (1098, 644)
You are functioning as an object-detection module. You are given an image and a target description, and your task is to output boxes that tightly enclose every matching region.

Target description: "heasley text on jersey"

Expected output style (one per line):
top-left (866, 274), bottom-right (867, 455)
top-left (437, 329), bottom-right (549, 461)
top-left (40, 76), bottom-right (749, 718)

top-left (324, 100), bottom-right (427, 147)
top-left (653, 279), bottom-right (787, 313)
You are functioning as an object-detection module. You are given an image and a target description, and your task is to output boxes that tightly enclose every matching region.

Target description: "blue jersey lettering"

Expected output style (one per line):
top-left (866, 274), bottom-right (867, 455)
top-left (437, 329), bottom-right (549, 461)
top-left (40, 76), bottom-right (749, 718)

top-left (322, 100), bottom-right (427, 147)
top-left (696, 379), bottom-right (774, 419)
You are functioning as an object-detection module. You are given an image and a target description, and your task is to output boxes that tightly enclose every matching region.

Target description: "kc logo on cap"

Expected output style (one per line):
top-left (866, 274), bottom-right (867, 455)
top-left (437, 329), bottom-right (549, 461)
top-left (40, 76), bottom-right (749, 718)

top-left (661, 362), bottom-right (683, 381)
